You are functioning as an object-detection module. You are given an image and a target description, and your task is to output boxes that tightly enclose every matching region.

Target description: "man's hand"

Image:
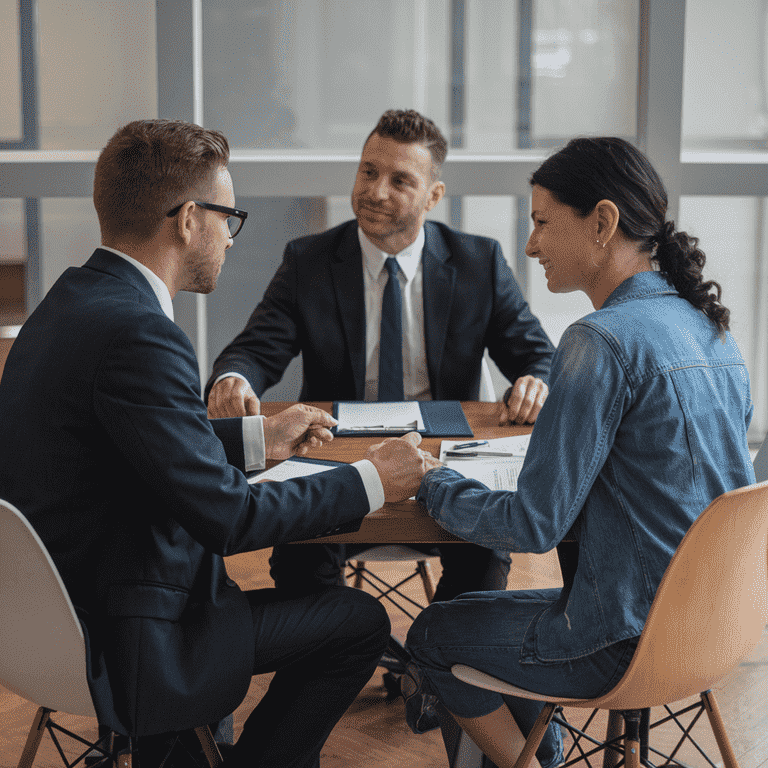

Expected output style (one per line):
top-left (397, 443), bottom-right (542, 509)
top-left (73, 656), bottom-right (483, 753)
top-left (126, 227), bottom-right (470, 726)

top-left (499, 375), bottom-right (548, 425)
top-left (365, 432), bottom-right (442, 502)
top-left (208, 376), bottom-right (261, 418)
top-left (263, 403), bottom-right (337, 459)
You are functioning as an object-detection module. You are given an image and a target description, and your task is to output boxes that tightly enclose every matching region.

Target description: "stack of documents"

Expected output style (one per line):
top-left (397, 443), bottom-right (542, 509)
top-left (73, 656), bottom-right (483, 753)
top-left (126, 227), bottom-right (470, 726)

top-left (439, 434), bottom-right (531, 491)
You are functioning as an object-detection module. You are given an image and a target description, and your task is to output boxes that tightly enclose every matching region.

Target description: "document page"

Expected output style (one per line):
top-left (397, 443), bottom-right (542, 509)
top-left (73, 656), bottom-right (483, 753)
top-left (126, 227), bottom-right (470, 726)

top-left (248, 459), bottom-right (338, 484)
top-left (438, 435), bottom-right (530, 492)
top-left (336, 401), bottom-right (425, 433)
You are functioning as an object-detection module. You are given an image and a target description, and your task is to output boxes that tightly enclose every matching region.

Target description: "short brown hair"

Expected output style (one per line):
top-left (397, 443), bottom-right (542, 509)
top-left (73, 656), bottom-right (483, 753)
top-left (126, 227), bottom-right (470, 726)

top-left (93, 119), bottom-right (230, 242)
top-left (366, 109), bottom-right (448, 179)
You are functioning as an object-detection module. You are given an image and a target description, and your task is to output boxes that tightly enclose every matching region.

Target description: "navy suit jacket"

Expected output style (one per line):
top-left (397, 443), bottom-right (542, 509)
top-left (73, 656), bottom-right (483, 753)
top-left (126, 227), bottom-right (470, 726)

top-left (0, 249), bottom-right (370, 737)
top-left (206, 220), bottom-right (554, 402)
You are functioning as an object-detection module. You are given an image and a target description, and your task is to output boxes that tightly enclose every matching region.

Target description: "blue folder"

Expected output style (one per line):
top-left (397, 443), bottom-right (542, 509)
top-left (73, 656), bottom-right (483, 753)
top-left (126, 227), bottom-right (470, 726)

top-left (332, 400), bottom-right (473, 438)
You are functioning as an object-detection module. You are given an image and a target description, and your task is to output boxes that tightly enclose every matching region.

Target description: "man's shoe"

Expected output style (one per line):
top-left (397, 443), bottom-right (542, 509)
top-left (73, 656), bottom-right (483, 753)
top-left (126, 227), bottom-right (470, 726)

top-left (400, 661), bottom-right (441, 734)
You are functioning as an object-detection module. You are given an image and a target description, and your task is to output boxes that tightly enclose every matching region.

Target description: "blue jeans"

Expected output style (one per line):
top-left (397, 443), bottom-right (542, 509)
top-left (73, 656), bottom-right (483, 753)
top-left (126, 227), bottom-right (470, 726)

top-left (406, 589), bottom-right (639, 768)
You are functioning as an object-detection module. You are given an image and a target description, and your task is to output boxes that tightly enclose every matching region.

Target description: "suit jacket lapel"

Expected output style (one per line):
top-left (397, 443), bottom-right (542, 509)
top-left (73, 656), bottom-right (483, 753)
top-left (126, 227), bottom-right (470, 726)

top-left (422, 223), bottom-right (456, 397)
top-left (330, 224), bottom-right (367, 399)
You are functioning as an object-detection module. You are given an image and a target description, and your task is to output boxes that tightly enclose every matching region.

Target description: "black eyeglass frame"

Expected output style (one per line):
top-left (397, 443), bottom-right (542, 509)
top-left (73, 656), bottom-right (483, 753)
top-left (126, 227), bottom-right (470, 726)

top-left (166, 201), bottom-right (248, 238)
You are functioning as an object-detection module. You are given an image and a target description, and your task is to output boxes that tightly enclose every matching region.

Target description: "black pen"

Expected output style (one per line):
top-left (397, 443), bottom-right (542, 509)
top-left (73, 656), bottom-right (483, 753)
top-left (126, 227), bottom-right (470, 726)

top-left (452, 440), bottom-right (489, 450)
top-left (445, 451), bottom-right (522, 458)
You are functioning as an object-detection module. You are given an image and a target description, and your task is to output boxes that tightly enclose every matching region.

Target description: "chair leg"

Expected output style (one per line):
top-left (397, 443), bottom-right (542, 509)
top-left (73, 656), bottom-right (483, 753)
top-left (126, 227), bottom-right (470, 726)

top-left (195, 726), bottom-right (223, 767)
top-left (352, 561), bottom-right (365, 590)
top-left (601, 711), bottom-right (624, 768)
top-left (116, 737), bottom-right (132, 768)
top-left (513, 702), bottom-right (557, 768)
top-left (416, 559), bottom-right (436, 603)
top-left (701, 690), bottom-right (741, 768)
top-left (17, 707), bottom-right (51, 768)
top-left (621, 710), bottom-right (642, 768)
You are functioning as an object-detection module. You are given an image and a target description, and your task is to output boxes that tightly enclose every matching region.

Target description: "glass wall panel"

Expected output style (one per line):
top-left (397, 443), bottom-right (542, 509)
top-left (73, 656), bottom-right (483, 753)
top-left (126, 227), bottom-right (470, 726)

top-left (683, 0), bottom-right (768, 150)
top-left (0, 0), bottom-right (22, 142)
top-left (203, 0), bottom-right (450, 150)
top-left (0, 200), bottom-right (25, 263)
top-left (37, 0), bottom-right (157, 149)
top-left (39, 198), bottom-right (100, 296)
top-left (531, 0), bottom-right (638, 145)
top-left (678, 196), bottom-right (767, 437)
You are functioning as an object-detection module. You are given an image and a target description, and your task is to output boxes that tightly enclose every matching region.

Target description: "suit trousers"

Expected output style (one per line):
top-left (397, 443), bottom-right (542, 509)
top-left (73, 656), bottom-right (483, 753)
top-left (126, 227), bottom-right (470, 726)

top-left (269, 542), bottom-right (512, 602)
top-left (226, 585), bottom-right (390, 768)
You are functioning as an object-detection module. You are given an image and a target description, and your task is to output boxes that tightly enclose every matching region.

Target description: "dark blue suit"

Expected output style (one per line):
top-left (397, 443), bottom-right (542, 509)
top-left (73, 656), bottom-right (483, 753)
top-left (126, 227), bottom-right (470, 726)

top-left (207, 220), bottom-right (553, 401)
top-left (0, 249), bottom-right (388, 757)
top-left (206, 220), bottom-right (555, 602)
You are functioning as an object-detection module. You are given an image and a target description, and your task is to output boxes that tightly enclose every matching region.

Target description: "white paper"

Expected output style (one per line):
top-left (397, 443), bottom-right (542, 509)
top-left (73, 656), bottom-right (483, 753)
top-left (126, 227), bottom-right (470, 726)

top-left (336, 401), bottom-right (424, 432)
top-left (438, 435), bottom-right (530, 491)
top-left (248, 459), bottom-right (337, 484)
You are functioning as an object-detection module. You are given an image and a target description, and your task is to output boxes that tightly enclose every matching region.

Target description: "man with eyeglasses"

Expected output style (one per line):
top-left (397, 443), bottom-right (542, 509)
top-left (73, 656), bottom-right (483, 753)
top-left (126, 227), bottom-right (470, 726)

top-left (0, 119), bottom-right (431, 768)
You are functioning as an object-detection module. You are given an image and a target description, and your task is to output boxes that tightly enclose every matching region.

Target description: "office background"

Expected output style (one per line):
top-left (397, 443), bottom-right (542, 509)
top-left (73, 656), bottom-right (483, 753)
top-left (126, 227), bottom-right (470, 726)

top-left (2, 0), bottom-right (767, 443)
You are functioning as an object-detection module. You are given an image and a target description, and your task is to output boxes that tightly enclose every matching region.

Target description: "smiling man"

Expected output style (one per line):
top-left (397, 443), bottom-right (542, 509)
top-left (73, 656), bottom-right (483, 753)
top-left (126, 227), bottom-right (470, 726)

top-left (205, 108), bottom-right (555, 608)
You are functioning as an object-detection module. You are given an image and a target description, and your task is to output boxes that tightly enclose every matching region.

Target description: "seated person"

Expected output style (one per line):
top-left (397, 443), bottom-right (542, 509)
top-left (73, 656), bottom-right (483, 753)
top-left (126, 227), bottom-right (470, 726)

top-left (206, 108), bottom-right (555, 602)
top-left (0, 118), bottom-right (431, 768)
top-left (397, 137), bottom-right (756, 768)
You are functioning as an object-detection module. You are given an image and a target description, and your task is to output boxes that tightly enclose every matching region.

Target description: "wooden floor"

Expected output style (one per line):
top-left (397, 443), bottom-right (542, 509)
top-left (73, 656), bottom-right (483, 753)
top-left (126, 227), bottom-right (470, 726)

top-left (1, 548), bottom-right (766, 768)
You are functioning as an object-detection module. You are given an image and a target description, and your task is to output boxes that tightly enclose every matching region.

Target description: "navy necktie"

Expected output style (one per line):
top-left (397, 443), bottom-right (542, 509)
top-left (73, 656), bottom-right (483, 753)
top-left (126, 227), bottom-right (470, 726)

top-left (378, 257), bottom-right (404, 401)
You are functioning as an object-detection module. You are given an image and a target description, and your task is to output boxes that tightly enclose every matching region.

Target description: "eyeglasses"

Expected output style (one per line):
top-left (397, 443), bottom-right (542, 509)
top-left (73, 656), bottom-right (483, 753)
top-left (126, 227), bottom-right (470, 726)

top-left (166, 201), bottom-right (248, 238)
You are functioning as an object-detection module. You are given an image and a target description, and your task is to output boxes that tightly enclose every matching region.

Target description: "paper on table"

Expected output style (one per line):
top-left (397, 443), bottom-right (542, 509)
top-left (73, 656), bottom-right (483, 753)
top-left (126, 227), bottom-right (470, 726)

top-left (438, 435), bottom-right (530, 491)
top-left (336, 401), bottom-right (425, 432)
top-left (248, 459), bottom-right (338, 484)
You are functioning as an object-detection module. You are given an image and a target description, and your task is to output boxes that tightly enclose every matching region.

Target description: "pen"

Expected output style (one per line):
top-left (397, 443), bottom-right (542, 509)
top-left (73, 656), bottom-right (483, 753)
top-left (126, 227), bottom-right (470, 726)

top-left (345, 423), bottom-right (418, 431)
top-left (445, 451), bottom-right (522, 458)
top-left (452, 441), bottom-right (489, 450)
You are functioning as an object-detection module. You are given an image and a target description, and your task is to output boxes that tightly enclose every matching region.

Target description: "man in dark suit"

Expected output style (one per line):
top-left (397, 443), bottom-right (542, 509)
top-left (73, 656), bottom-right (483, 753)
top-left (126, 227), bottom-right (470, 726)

top-left (0, 119), bottom-right (430, 768)
top-left (206, 110), bottom-right (555, 600)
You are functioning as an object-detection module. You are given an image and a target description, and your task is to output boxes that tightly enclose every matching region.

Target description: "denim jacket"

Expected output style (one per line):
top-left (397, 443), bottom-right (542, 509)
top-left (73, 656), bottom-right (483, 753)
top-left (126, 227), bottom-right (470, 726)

top-left (418, 271), bottom-right (754, 661)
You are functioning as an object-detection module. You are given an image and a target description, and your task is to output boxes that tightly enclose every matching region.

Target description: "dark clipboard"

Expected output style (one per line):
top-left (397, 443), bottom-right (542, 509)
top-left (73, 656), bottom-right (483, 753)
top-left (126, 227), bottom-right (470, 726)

top-left (332, 400), bottom-right (473, 438)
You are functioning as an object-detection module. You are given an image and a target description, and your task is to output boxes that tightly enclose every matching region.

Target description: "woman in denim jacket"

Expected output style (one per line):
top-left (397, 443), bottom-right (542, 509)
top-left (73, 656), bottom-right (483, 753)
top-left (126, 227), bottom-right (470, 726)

top-left (405, 137), bottom-right (755, 768)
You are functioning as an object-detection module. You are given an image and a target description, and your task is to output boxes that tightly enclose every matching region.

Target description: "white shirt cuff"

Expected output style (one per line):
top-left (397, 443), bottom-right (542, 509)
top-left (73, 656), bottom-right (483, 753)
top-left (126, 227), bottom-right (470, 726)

top-left (214, 371), bottom-right (249, 386)
top-left (243, 415), bottom-right (266, 471)
top-left (351, 459), bottom-right (386, 513)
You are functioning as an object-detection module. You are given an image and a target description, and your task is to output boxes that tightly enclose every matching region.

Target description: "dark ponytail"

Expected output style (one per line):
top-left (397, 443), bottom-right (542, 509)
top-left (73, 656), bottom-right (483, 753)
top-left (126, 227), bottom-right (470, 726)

top-left (531, 137), bottom-right (730, 334)
top-left (653, 221), bottom-right (729, 334)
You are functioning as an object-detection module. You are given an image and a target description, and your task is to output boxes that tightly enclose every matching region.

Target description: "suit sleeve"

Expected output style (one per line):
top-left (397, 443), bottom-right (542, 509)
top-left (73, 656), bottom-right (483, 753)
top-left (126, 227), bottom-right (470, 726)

top-left (485, 242), bottom-right (555, 385)
top-left (205, 243), bottom-right (301, 401)
top-left (95, 312), bottom-right (368, 555)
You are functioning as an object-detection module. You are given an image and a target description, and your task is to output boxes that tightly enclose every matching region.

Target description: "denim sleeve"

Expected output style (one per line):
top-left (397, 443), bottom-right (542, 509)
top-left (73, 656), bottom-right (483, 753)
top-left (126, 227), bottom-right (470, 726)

top-left (418, 323), bottom-right (631, 553)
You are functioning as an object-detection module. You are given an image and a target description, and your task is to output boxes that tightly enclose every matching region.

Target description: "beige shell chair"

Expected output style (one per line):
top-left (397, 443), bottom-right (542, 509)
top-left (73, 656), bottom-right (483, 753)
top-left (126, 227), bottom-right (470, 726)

top-left (0, 498), bottom-right (221, 768)
top-left (452, 480), bottom-right (768, 768)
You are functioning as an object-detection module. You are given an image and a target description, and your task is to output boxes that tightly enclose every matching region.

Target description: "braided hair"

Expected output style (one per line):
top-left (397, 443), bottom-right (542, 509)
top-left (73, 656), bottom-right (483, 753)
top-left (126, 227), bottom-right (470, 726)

top-left (530, 137), bottom-right (730, 334)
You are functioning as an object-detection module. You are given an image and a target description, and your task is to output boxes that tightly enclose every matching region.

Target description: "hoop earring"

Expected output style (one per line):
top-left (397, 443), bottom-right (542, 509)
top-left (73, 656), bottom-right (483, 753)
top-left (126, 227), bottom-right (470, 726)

top-left (590, 238), bottom-right (606, 268)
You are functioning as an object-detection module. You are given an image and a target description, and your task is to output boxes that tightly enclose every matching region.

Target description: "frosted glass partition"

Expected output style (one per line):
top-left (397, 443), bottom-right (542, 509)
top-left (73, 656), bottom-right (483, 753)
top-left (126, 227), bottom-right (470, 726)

top-left (531, 0), bottom-right (639, 144)
top-left (678, 196), bottom-right (768, 437)
top-left (683, 0), bottom-right (768, 149)
top-left (0, 200), bottom-right (25, 263)
top-left (203, 0), bottom-right (450, 150)
top-left (0, 0), bottom-right (21, 142)
top-left (203, 0), bottom-right (638, 153)
top-left (37, 0), bottom-right (157, 149)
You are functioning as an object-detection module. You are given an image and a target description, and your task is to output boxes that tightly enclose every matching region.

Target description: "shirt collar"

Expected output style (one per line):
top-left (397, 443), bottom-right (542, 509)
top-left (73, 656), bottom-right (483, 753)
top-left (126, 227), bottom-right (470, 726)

top-left (99, 245), bottom-right (175, 321)
top-left (358, 226), bottom-right (425, 283)
top-left (601, 270), bottom-right (677, 310)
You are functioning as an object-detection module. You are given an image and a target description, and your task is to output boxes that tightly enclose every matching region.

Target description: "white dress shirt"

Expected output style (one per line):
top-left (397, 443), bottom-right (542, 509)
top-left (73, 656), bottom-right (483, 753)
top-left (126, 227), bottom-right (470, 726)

top-left (358, 226), bottom-right (432, 401)
top-left (105, 246), bottom-right (384, 510)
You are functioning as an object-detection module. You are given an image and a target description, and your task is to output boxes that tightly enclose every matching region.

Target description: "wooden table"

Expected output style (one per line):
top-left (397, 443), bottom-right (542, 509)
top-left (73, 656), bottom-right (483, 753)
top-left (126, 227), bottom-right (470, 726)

top-left (259, 401), bottom-right (532, 544)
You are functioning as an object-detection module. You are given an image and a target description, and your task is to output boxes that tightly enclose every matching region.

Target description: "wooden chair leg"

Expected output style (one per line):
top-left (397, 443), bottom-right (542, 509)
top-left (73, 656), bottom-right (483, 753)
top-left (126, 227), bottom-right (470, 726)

top-left (116, 736), bottom-right (132, 768)
top-left (195, 726), bottom-right (223, 767)
top-left (416, 560), bottom-right (436, 603)
top-left (622, 710), bottom-right (642, 768)
top-left (17, 707), bottom-right (51, 768)
top-left (701, 690), bottom-right (741, 768)
top-left (602, 710), bottom-right (624, 768)
top-left (513, 703), bottom-right (556, 768)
